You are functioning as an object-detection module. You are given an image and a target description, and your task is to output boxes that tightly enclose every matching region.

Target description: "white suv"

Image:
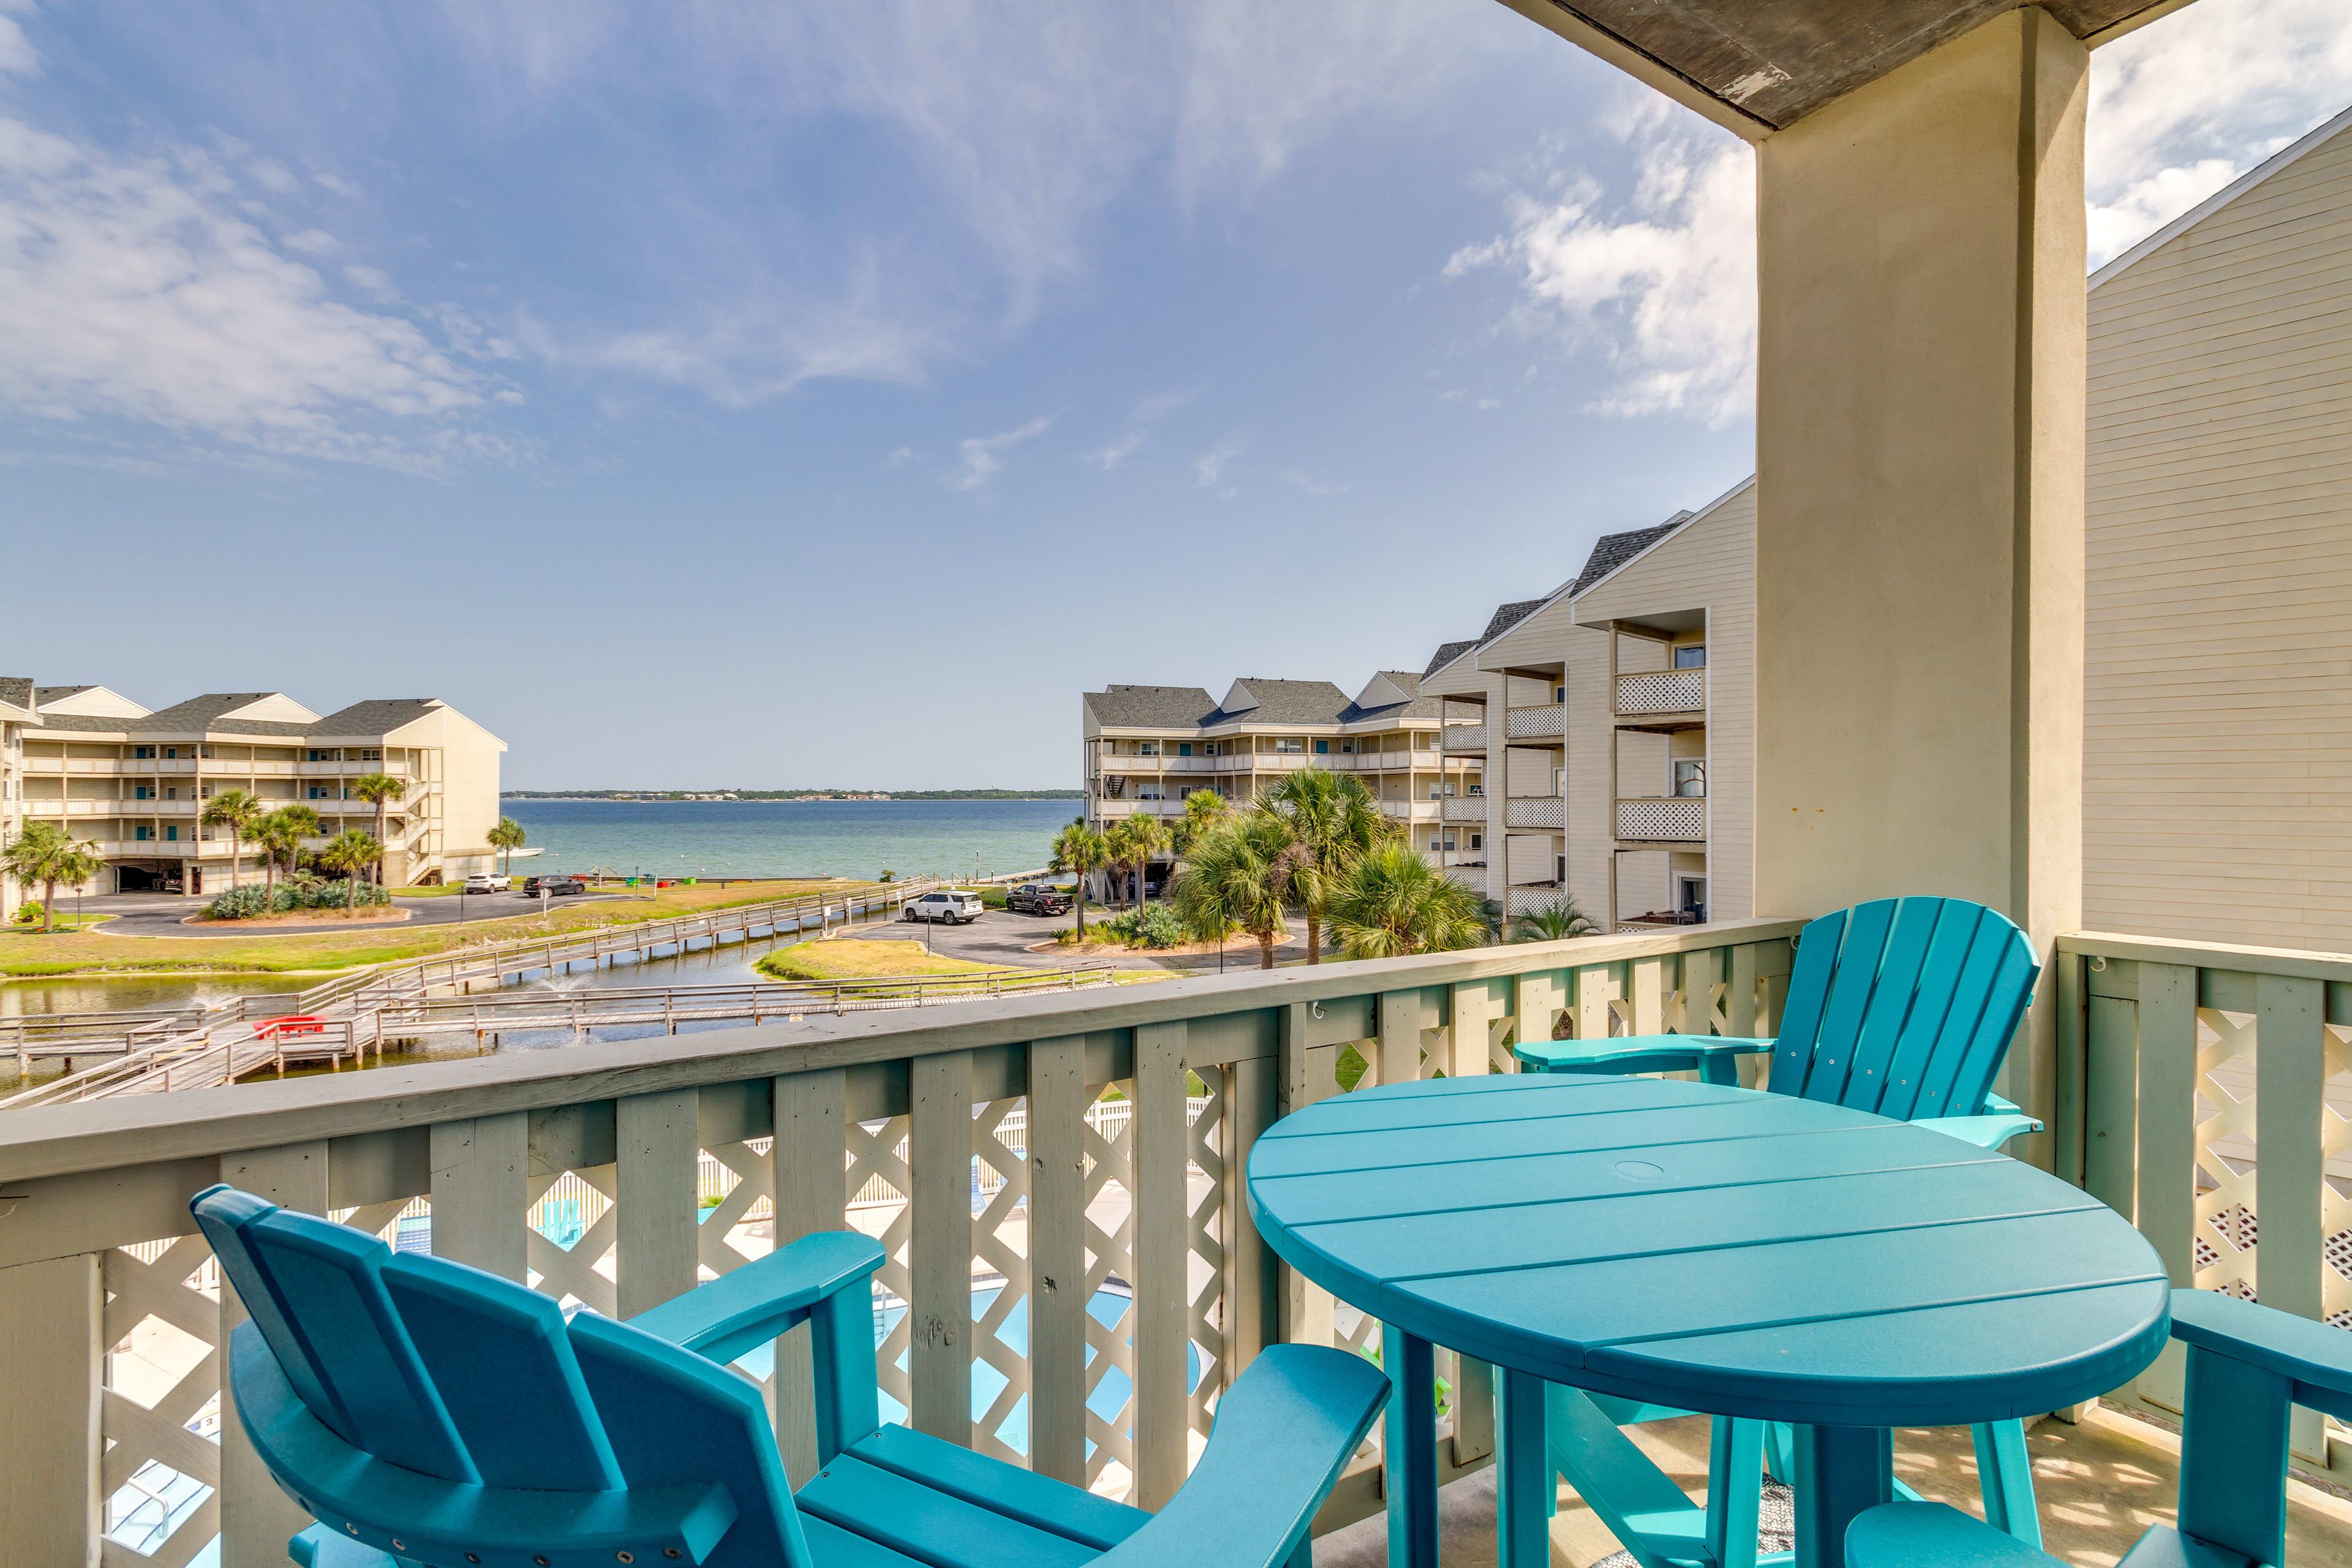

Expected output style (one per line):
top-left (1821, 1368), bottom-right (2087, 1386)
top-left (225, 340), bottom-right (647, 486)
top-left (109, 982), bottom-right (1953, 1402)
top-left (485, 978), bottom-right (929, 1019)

top-left (464, 873), bottom-right (512, 894)
top-left (903, 890), bottom-right (984, 925)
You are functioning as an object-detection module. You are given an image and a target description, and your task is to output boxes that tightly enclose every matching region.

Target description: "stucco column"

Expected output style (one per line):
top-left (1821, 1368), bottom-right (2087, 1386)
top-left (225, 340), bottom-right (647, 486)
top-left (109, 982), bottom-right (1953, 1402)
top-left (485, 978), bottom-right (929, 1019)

top-left (1754, 7), bottom-right (2086, 1153)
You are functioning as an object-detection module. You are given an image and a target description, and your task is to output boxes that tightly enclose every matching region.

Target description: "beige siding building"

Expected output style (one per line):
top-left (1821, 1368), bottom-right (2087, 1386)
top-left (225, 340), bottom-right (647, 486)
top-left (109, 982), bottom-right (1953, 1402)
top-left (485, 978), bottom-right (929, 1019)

top-left (1424, 480), bottom-right (1754, 928)
top-left (2081, 105), bottom-right (2352, 952)
top-left (1079, 676), bottom-right (1487, 880)
top-left (3, 685), bottom-right (506, 902)
top-left (1423, 102), bottom-right (2352, 944)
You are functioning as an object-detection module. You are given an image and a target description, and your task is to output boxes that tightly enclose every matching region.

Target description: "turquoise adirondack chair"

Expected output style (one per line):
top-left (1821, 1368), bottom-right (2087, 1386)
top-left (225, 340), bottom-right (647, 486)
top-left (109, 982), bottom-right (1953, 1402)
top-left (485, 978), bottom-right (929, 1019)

top-left (1512, 896), bottom-right (2046, 1568)
top-left (191, 1183), bottom-right (1387, 1568)
top-left (1849, 1288), bottom-right (2337, 1568)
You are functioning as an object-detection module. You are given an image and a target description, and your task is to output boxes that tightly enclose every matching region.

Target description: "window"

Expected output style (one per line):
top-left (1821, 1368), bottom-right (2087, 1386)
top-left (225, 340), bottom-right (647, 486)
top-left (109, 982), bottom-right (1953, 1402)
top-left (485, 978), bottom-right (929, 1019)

top-left (1314, 739), bottom-right (1329, 755)
top-left (1674, 760), bottom-right (1706, 798)
top-left (1674, 646), bottom-right (1706, 669)
top-left (307, 748), bottom-right (336, 762)
top-left (163, 745), bottom-right (178, 760)
top-left (359, 748), bottom-right (382, 761)
top-left (163, 786), bottom-right (177, 801)
top-left (132, 745), bottom-right (154, 760)
top-left (134, 785), bottom-right (153, 801)
top-left (1137, 741), bottom-right (1159, 756)
top-left (1137, 785), bottom-right (1164, 801)
top-left (134, 825), bottom-right (153, 841)
top-left (200, 745), bottom-right (217, 760)
top-left (1273, 737), bottom-right (1304, 754)
top-left (164, 825), bottom-right (179, 842)
top-left (1340, 739), bottom-right (1356, 754)
top-left (1553, 685), bottom-right (1566, 704)
top-left (1469, 834), bottom-right (1482, 851)
top-left (1429, 837), bottom-right (1442, 852)
top-left (1177, 743), bottom-right (1193, 757)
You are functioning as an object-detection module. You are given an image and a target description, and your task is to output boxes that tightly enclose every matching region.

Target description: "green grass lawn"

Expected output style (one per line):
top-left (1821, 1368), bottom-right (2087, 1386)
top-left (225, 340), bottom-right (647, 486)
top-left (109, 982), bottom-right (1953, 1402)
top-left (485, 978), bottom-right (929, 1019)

top-left (757, 937), bottom-right (1167, 986)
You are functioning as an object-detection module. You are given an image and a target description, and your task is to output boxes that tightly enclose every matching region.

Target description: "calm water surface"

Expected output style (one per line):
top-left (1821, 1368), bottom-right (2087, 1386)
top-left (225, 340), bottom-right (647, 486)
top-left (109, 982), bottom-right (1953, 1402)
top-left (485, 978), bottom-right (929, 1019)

top-left (502, 797), bottom-right (1074, 881)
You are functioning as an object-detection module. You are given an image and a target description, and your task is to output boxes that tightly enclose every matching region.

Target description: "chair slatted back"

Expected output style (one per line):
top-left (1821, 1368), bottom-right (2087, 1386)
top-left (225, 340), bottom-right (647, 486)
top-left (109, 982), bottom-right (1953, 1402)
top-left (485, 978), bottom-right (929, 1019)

top-left (193, 1185), bottom-right (807, 1568)
top-left (1763, 897), bottom-right (2037, 1121)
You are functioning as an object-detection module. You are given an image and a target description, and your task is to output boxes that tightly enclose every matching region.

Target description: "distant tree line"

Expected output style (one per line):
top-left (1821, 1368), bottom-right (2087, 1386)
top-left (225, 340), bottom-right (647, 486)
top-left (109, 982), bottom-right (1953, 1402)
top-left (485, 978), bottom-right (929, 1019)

top-left (500, 789), bottom-right (1084, 801)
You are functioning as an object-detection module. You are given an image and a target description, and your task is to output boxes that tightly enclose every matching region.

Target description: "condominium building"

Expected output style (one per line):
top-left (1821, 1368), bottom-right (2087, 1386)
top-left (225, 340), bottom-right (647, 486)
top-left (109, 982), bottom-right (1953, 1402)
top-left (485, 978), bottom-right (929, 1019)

top-left (1424, 101), bottom-right (2352, 946)
top-left (1079, 674), bottom-right (1488, 875)
top-left (1, 685), bottom-right (506, 911)
top-left (1422, 481), bottom-right (1753, 929)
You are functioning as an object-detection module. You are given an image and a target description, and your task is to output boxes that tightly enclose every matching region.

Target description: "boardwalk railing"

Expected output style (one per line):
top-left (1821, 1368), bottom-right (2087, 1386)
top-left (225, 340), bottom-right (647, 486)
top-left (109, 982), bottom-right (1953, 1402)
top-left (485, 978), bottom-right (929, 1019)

top-left (0, 917), bottom-right (1798, 1566)
top-left (2056, 930), bottom-right (2352, 1476)
top-left (2, 876), bottom-right (962, 1106)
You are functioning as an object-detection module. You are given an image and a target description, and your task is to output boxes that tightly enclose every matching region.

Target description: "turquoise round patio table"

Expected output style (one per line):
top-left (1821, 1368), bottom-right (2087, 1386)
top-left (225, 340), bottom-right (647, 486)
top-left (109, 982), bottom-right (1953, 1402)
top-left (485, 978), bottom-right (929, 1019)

top-left (1245, 1072), bottom-right (2170, 1568)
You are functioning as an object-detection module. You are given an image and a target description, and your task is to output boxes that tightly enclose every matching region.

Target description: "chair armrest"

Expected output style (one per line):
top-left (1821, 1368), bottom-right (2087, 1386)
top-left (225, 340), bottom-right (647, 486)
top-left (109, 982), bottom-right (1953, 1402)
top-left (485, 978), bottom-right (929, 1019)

top-left (1084, 1346), bottom-right (1387, 1568)
top-left (2172, 1287), bottom-right (2352, 1420)
top-left (233, 1324), bottom-right (740, 1567)
top-left (1910, 1114), bottom-right (2041, 1151)
top-left (628, 1231), bottom-right (886, 1364)
top-left (1513, 1035), bottom-right (1773, 1072)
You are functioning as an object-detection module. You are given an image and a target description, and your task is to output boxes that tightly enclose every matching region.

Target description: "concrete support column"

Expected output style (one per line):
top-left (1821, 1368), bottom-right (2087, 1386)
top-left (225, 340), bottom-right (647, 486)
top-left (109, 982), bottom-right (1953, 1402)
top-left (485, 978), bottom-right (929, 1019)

top-left (1754, 6), bottom-right (2087, 1156)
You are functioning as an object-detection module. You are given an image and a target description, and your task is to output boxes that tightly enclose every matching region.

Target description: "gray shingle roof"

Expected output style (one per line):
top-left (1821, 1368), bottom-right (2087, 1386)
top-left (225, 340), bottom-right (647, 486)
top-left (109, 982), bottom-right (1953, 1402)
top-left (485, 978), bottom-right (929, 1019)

top-left (1340, 671), bottom-right (1442, 724)
top-left (1207, 680), bottom-right (1351, 726)
top-left (33, 685), bottom-right (94, 706)
top-left (26, 713), bottom-right (132, 733)
top-left (1085, 685), bottom-right (1218, 728)
top-left (309, 699), bottom-right (444, 737)
top-left (1421, 639), bottom-right (1479, 678)
top-left (129, 695), bottom-right (314, 736)
top-left (1567, 511), bottom-right (1695, 596)
top-left (0, 677), bottom-right (32, 714)
top-left (1480, 599), bottom-right (1545, 642)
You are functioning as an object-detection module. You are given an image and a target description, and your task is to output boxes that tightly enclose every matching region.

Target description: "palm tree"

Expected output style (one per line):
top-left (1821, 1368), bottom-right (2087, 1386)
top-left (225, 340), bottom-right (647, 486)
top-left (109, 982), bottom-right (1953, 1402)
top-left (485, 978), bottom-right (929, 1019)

top-left (249, 805), bottom-right (322, 906)
top-left (1261, 769), bottom-right (1398, 963)
top-left (488, 816), bottom-right (527, 876)
top-left (1326, 843), bottom-right (1489, 960)
top-left (1511, 897), bottom-right (1598, 943)
top-left (1172, 813), bottom-right (1298, 970)
top-left (2, 821), bottom-right (104, 932)
top-left (352, 772), bottom-right (407, 886)
top-left (200, 788), bottom-right (263, 889)
top-left (319, 830), bottom-right (384, 910)
top-left (1050, 821), bottom-right (1110, 940)
top-left (1114, 814), bottom-right (1170, 911)
top-left (1175, 790), bottom-right (1229, 853)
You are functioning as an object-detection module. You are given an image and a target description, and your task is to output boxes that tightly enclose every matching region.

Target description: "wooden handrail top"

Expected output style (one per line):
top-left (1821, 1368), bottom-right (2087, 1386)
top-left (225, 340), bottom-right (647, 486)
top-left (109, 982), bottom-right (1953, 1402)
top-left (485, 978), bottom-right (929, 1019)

top-left (0, 918), bottom-right (1801, 1183)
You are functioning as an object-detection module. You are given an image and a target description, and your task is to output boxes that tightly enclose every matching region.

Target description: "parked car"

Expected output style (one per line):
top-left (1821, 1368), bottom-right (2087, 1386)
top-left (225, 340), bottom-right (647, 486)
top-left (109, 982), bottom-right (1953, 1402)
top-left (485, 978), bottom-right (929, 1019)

top-left (522, 875), bottom-right (586, 897)
top-left (464, 873), bottom-right (511, 894)
top-left (1006, 883), bottom-right (1073, 916)
top-left (902, 889), bottom-right (984, 925)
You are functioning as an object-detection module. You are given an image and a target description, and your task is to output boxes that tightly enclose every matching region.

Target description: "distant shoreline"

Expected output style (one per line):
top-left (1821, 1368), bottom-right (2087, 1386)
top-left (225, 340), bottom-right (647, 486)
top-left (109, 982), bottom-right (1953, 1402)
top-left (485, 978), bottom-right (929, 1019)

top-left (502, 790), bottom-right (1082, 802)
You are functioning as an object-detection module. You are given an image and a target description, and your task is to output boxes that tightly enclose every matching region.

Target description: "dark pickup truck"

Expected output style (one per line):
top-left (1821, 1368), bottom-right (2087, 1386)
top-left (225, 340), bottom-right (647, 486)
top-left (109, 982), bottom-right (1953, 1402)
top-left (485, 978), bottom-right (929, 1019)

top-left (1005, 883), bottom-right (1074, 916)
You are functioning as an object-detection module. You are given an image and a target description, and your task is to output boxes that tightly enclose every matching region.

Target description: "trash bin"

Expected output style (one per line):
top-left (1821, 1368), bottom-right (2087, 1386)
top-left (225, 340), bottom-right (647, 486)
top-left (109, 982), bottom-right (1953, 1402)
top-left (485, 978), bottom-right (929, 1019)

top-left (656, 879), bottom-right (670, 889)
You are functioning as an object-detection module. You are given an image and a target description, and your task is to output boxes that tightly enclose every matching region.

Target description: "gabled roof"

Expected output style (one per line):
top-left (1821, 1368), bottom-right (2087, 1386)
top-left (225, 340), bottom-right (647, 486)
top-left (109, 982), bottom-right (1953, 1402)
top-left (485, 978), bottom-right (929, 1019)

top-left (1204, 680), bottom-right (1351, 727)
top-left (1566, 513), bottom-right (1695, 597)
top-left (0, 676), bottom-right (35, 720)
top-left (309, 699), bottom-right (447, 737)
top-left (36, 684), bottom-right (151, 718)
top-left (1338, 671), bottom-right (1442, 725)
top-left (130, 694), bottom-right (318, 737)
top-left (1084, 685), bottom-right (1218, 729)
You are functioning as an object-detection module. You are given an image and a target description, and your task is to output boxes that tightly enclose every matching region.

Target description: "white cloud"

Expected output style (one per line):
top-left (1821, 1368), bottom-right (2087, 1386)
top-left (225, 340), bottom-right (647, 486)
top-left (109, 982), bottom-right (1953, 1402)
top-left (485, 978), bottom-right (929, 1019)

top-left (283, 228), bottom-right (337, 254)
top-left (1193, 431), bottom-right (1246, 487)
top-left (0, 15), bottom-right (36, 76)
top-left (1080, 383), bottom-right (1201, 470)
top-left (0, 119), bottom-right (502, 468)
top-left (1447, 113), bottom-right (1756, 427)
top-left (947, 414), bottom-right (1052, 491)
top-left (1282, 467), bottom-right (1346, 496)
top-left (1450, 0), bottom-right (2352, 422)
top-left (2084, 0), bottom-right (2352, 265)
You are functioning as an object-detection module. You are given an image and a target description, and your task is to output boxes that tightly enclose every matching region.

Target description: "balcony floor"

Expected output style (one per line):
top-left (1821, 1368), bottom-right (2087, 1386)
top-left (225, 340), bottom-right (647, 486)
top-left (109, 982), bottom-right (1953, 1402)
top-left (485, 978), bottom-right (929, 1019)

top-left (1313, 1403), bottom-right (2352, 1568)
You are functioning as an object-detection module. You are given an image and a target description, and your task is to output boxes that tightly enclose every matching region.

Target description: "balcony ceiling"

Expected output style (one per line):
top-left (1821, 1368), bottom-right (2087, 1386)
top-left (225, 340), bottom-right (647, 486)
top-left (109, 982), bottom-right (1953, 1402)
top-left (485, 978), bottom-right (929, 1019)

top-left (1499, 0), bottom-right (2196, 137)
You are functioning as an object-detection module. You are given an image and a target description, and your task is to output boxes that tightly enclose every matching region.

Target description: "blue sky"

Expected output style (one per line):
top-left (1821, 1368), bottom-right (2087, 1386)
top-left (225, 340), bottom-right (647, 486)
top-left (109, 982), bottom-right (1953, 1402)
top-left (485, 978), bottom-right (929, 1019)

top-left (2, 0), bottom-right (2347, 788)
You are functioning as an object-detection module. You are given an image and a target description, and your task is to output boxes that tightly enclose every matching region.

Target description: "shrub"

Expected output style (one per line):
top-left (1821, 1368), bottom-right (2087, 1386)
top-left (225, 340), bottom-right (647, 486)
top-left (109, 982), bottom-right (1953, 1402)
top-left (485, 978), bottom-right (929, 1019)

top-left (1093, 909), bottom-right (1141, 944)
top-left (12, 901), bottom-right (41, 925)
top-left (1136, 905), bottom-right (1188, 949)
top-left (205, 880), bottom-right (390, 919)
top-left (206, 884), bottom-right (271, 920)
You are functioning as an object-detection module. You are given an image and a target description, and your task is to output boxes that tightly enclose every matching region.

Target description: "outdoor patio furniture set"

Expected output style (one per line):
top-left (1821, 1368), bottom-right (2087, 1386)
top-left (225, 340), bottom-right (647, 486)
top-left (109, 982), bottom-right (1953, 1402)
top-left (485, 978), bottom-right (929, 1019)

top-left (198, 898), bottom-right (2315, 1568)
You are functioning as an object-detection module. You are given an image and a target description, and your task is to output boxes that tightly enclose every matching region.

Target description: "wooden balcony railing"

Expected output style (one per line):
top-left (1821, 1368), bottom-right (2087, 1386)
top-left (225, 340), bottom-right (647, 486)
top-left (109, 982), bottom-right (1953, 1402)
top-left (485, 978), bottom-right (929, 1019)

top-left (0, 919), bottom-right (1800, 1564)
top-left (1616, 797), bottom-right (1706, 842)
top-left (2059, 930), bottom-right (2352, 1471)
top-left (1506, 796), bottom-right (1565, 830)
top-left (1441, 796), bottom-right (1486, 823)
top-left (1615, 668), bottom-right (1706, 715)
top-left (1502, 705), bottom-right (1566, 740)
top-left (1442, 724), bottom-right (1487, 752)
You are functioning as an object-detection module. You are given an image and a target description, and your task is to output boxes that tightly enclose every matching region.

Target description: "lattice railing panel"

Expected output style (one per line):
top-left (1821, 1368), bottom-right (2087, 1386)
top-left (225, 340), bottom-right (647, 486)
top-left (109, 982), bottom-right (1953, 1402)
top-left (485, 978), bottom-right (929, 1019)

top-left (2193, 1008), bottom-right (2260, 1300)
top-left (971, 1096), bottom-right (1034, 1465)
top-left (1082, 1080), bottom-right (1139, 1499)
top-left (846, 1114), bottom-right (916, 1423)
top-left (527, 1163), bottom-right (619, 1317)
top-left (1614, 668), bottom-right (1705, 714)
top-left (101, 1235), bottom-right (222, 1568)
top-left (1615, 797), bottom-right (1705, 842)
top-left (1186, 1072), bottom-right (1231, 1452)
